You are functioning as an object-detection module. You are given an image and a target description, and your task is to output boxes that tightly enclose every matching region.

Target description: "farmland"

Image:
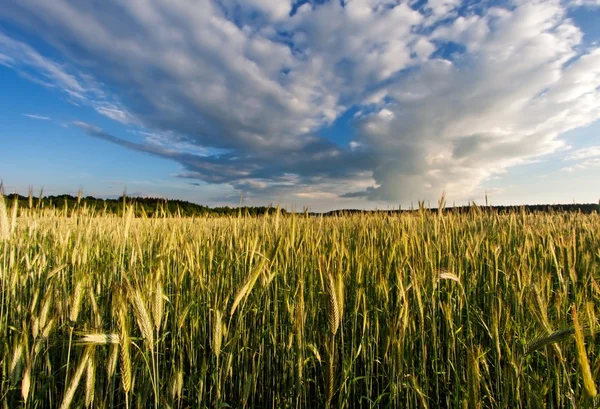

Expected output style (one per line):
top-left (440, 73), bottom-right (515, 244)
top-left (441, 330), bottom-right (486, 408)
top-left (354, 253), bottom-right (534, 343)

top-left (0, 196), bottom-right (599, 408)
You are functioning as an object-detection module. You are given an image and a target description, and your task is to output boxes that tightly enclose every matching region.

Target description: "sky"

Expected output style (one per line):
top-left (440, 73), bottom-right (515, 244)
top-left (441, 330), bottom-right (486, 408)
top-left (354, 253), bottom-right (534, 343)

top-left (0, 0), bottom-right (599, 212)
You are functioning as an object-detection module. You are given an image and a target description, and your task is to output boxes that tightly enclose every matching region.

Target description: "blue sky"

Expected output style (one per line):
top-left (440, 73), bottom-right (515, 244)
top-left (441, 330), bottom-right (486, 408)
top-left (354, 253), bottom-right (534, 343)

top-left (1, 0), bottom-right (599, 211)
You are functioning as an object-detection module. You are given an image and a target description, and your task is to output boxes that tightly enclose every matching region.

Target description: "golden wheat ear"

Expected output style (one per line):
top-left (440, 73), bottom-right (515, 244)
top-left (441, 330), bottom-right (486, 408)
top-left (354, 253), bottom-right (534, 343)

top-left (59, 346), bottom-right (93, 409)
top-left (76, 333), bottom-right (120, 345)
top-left (325, 271), bottom-right (340, 336)
top-left (0, 188), bottom-right (10, 241)
top-left (573, 306), bottom-right (597, 398)
top-left (212, 309), bottom-right (223, 360)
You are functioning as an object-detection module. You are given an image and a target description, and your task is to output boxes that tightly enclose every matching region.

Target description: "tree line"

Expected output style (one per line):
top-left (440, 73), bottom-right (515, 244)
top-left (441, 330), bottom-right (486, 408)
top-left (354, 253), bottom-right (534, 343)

top-left (4, 193), bottom-right (599, 217)
top-left (4, 194), bottom-right (288, 217)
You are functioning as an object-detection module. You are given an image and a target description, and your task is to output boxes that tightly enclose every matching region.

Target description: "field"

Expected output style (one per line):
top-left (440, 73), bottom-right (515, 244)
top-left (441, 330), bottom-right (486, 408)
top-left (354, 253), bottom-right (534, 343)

top-left (0, 196), bottom-right (599, 408)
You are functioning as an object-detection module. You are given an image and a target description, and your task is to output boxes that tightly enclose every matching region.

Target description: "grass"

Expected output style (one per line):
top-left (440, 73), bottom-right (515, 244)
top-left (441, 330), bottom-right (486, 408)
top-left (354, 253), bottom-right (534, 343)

top-left (0, 194), bottom-right (599, 408)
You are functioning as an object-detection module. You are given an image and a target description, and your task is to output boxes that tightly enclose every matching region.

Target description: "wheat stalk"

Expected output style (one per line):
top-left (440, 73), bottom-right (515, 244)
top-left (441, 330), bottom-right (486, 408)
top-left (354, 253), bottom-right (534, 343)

top-left (325, 271), bottom-right (340, 336)
top-left (39, 292), bottom-right (53, 331)
top-left (573, 305), bottom-right (597, 398)
top-left (9, 343), bottom-right (24, 384)
top-left (59, 347), bottom-right (92, 409)
top-left (85, 349), bottom-right (96, 408)
top-left (0, 190), bottom-right (9, 241)
top-left (230, 238), bottom-right (282, 317)
top-left (154, 279), bottom-right (164, 331)
top-left (34, 318), bottom-right (56, 355)
top-left (171, 368), bottom-right (184, 402)
top-left (213, 309), bottom-right (223, 360)
top-left (10, 195), bottom-right (18, 235)
top-left (322, 259), bottom-right (340, 407)
top-left (77, 333), bottom-right (120, 345)
top-left (117, 305), bottom-right (132, 394)
top-left (107, 344), bottom-right (119, 380)
top-left (129, 287), bottom-right (155, 348)
top-left (525, 327), bottom-right (575, 355)
top-left (230, 254), bottom-right (268, 317)
top-left (22, 360), bottom-right (31, 403)
top-left (439, 270), bottom-right (461, 284)
top-left (69, 281), bottom-right (85, 323)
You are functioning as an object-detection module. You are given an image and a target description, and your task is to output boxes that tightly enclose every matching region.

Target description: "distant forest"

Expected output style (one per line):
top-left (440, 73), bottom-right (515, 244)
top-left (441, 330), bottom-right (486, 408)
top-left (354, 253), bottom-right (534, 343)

top-left (3, 193), bottom-right (599, 217)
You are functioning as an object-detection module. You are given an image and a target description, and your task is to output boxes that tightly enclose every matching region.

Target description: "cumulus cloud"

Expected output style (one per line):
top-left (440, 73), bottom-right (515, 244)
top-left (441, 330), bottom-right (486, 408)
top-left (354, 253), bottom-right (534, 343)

top-left (1, 0), bottom-right (600, 206)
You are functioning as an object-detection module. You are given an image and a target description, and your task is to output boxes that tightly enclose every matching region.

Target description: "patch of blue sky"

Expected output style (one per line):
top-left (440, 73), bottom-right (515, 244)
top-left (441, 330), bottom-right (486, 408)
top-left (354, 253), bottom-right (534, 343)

top-left (317, 106), bottom-right (361, 147)
top-left (430, 41), bottom-right (467, 62)
top-left (455, 0), bottom-right (512, 16)
top-left (561, 119), bottom-right (600, 150)
top-left (0, 64), bottom-right (182, 195)
top-left (0, 20), bottom-right (58, 62)
top-left (290, 0), bottom-right (331, 17)
top-left (568, 6), bottom-right (600, 45)
top-left (494, 119), bottom-right (600, 190)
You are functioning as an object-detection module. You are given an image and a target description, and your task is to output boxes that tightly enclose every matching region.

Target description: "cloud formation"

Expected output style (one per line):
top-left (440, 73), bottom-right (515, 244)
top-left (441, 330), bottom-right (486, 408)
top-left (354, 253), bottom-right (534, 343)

top-left (1, 0), bottom-right (600, 205)
top-left (23, 113), bottom-right (50, 120)
top-left (563, 145), bottom-right (600, 171)
top-left (570, 0), bottom-right (600, 7)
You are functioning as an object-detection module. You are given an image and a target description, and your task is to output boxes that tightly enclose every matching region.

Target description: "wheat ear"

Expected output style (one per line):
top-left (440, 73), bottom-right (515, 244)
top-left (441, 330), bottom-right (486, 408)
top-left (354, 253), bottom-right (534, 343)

top-left (573, 305), bottom-right (597, 398)
top-left (59, 347), bottom-right (92, 409)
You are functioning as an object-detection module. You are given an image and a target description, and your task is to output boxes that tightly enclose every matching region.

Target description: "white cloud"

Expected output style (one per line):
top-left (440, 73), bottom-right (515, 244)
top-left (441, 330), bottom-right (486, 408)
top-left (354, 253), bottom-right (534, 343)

top-left (294, 191), bottom-right (339, 200)
top-left (563, 157), bottom-right (600, 171)
top-left (0, 32), bottom-right (133, 123)
top-left (93, 103), bottom-right (137, 125)
top-left (563, 145), bottom-right (600, 171)
top-left (0, 52), bottom-right (14, 66)
top-left (0, 32), bottom-right (86, 97)
top-left (566, 146), bottom-right (600, 160)
top-left (23, 113), bottom-right (50, 120)
top-left (416, 0), bottom-right (462, 26)
top-left (569, 0), bottom-right (600, 7)
top-left (346, 0), bottom-right (600, 201)
top-left (1, 0), bottom-right (600, 206)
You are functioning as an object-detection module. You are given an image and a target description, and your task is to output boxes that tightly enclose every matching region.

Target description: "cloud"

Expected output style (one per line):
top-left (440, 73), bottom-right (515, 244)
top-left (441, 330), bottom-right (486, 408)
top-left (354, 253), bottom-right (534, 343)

top-left (569, 0), bottom-right (600, 7)
top-left (23, 113), bottom-right (50, 120)
top-left (565, 145), bottom-right (600, 160)
top-left (93, 103), bottom-right (137, 125)
top-left (0, 32), bottom-right (86, 96)
top-left (0, 52), bottom-right (14, 66)
top-left (563, 145), bottom-right (600, 171)
top-left (562, 158), bottom-right (600, 172)
top-left (0, 32), bottom-right (133, 123)
top-left (72, 119), bottom-right (376, 202)
top-left (2, 0), bottom-right (600, 206)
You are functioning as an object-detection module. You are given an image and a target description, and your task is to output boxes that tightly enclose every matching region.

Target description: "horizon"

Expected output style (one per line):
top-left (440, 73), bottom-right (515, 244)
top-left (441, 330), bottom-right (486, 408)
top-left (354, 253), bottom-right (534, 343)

top-left (1, 0), bottom-right (600, 212)
top-left (2, 189), bottom-right (599, 214)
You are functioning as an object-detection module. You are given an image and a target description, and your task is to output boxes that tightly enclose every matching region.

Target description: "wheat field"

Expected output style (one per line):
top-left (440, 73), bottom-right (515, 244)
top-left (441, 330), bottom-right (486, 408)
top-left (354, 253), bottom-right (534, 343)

top-left (0, 194), bottom-right (599, 408)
